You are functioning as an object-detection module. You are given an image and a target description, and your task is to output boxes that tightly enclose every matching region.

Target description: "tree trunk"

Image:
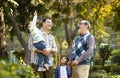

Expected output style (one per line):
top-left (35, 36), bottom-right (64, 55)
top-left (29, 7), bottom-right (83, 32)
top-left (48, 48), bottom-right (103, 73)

top-left (8, 15), bottom-right (31, 65)
top-left (0, 11), bottom-right (8, 59)
top-left (101, 59), bottom-right (105, 69)
top-left (58, 38), bottom-right (63, 55)
top-left (64, 19), bottom-right (78, 56)
top-left (64, 22), bottom-right (73, 55)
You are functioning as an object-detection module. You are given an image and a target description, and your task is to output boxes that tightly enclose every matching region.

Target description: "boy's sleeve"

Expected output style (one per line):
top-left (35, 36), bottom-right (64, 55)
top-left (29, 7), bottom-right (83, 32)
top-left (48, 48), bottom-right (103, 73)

top-left (67, 66), bottom-right (72, 77)
top-left (32, 15), bottom-right (37, 27)
top-left (54, 66), bottom-right (58, 78)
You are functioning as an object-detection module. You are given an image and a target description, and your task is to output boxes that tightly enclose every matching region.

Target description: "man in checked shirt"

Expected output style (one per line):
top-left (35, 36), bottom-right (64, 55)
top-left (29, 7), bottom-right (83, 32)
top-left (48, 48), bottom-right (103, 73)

top-left (28, 16), bottom-right (58, 78)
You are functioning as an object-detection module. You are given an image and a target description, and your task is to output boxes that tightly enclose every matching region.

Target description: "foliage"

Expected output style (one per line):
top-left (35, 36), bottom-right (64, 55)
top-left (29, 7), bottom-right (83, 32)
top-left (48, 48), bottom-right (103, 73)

top-left (94, 58), bottom-right (102, 65)
top-left (90, 65), bottom-right (120, 74)
top-left (111, 49), bottom-right (120, 55)
top-left (89, 69), bottom-right (120, 78)
top-left (111, 49), bottom-right (120, 65)
top-left (99, 45), bottom-right (112, 60)
top-left (111, 54), bottom-right (120, 65)
top-left (0, 60), bottom-right (36, 78)
top-left (89, 70), bottom-right (107, 78)
top-left (99, 44), bottom-right (112, 67)
top-left (107, 75), bottom-right (120, 78)
top-left (90, 65), bottom-right (101, 72)
top-left (110, 0), bottom-right (120, 31)
top-left (104, 65), bottom-right (120, 74)
top-left (89, 66), bottom-right (120, 78)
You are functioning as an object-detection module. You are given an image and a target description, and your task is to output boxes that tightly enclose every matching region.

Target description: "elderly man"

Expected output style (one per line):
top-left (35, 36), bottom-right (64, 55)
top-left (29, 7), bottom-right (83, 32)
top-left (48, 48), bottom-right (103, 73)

top-left (69, 20), bottom-right (95, 78)
top-left (28, 17), bottom-right (58, 78)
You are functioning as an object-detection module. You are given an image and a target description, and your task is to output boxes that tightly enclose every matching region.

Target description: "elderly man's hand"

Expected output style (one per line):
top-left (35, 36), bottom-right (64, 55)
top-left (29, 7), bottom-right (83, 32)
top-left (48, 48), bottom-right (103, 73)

top-left (67, 61), bottom-right (72, 66)
top-left (72, 60), bottom-right (79, 65)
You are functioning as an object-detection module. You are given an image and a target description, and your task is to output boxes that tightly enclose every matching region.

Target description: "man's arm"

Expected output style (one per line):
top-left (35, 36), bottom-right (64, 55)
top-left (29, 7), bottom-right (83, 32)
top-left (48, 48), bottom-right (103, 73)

top-left (28, 36), bottom-right (51, 56)
top-left (35, 49), bottom-right (51, 56)
top-left (50, 35), bottom-right (58, 54)
top-left (37, 47), bottom-right (56, 54)
top-left (37, 35), bottom-right (58, 55)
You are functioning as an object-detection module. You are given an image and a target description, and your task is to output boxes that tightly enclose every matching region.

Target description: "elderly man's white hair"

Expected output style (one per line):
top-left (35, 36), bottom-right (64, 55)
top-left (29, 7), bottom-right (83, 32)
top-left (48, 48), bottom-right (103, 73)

top-left (80, 20), bottom-right (91, 29)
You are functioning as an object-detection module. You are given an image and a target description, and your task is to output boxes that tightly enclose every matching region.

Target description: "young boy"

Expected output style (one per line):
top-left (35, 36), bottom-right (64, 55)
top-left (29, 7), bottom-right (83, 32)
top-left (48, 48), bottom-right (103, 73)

top-left (54, 55), bottom-right (71, 78)
top-left (26, 11), bottom-right (49, 71)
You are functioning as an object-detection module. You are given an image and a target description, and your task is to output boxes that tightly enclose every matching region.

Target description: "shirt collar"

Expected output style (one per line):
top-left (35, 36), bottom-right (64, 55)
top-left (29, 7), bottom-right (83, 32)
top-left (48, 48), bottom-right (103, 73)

top-left (80, 31), bottom-right (90, 36)
top-left (40, 28), bottom-right (50, 35)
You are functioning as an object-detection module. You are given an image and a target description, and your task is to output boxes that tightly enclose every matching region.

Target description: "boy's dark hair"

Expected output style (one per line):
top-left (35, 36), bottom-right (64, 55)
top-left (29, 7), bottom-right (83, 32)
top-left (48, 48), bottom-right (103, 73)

top-left (24, 21), bottom-right (31, 33)
top-left (25, 21), bottom-right (31, 29)
top-left (60, 55), bottom-right (69, 62)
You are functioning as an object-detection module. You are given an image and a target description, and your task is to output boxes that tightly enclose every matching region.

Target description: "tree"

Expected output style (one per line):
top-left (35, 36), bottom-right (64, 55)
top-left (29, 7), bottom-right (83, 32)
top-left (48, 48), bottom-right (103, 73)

top-left (111, 49), bottom-right (120, 65)
top-left (8, 15), bottom-right (31, 64)
top-left (99, 44), bottom-right (112, 68)
top-left (0, 10), bottom-right (7, 59)
top-left (110, 0), bottom-right (120, 31)
top-left (0, 0), bottom-right (35, 64)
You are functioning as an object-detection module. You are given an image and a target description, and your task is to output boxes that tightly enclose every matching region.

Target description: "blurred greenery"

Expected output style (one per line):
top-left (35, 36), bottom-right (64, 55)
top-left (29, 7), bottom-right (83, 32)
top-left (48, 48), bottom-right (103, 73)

top-left (0, 60), bottom-right (36, 78)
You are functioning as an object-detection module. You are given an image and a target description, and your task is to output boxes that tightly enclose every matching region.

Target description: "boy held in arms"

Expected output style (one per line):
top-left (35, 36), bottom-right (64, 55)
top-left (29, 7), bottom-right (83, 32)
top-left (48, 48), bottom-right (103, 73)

top-left (26, 11), bottom-right (50, 71)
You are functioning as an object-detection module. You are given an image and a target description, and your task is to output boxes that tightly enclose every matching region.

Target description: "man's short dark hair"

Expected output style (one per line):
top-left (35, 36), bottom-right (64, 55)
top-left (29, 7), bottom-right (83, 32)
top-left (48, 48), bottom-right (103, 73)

top-left (42, 17), bottom-right (52, 23)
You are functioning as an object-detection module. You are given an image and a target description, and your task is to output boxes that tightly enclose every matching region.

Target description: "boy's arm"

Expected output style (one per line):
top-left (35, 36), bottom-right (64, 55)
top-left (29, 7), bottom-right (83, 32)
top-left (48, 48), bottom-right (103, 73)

top-left (32, 11), bottom-right (37, 27)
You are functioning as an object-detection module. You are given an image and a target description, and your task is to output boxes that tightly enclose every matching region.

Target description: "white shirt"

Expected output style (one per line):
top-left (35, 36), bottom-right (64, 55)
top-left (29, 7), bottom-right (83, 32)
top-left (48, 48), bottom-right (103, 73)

top-left (60, 66), bottom-right (68, 78)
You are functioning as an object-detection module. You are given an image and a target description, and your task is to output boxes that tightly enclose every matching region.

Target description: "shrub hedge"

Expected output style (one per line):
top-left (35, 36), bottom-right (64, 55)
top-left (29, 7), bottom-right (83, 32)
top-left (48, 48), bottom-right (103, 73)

top-left (0, 60), bottom-right (36, 78)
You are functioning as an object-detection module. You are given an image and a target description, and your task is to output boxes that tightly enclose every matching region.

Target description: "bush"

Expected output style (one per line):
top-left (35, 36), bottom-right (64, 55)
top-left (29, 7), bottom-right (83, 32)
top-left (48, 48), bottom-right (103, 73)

top-left (111, 54), bottom-right (120, 65)
top-left (0, 60), bottom-right (36, 78)
top-left (94, 58), bottom-right (102, 65)
top-left (89, 70), bottom-right (120, 78)
top-left (90, 65), bottom-right (101, 72)
top-left (103, 65), bottom-right (120, 74)
top-left (108, 75), bottom-right (120, 78)
top-left (90, 65), bottom-right (120, 74)
top-left (89, 65), bottom-right (120, 78)
top-left (89, 70), bottom-right (107, 78)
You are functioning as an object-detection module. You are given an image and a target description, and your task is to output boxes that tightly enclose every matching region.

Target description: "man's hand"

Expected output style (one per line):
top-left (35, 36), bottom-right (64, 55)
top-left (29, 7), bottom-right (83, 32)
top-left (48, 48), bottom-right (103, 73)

top-left (67, 61), bottom-right (72, 66)
top-left (35, 49), bottom-right (51, 56)
top-left (50, 48), bottom-right (56, 54)
top-left (72, 60), bottom-right (79, 65)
